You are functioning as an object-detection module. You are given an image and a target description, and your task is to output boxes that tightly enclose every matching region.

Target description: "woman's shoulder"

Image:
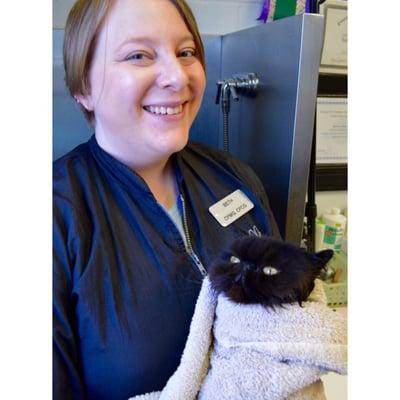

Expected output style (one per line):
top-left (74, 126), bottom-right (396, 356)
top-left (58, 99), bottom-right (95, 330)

top-left (182, 141), bottom-right (281, 239)
top-left (183, 141), bottom-right (261, 185)
top-left (53, 139), bottom-right (96, 211)
top-left (53, 140), bottom-right (92, 180)
top-left (185, 141), bottom-right (241, 163)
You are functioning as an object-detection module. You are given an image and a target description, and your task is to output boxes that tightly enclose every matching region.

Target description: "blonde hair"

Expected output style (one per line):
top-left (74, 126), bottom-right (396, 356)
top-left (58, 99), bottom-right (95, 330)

top-left (63, 0), bottom-right (206, 124)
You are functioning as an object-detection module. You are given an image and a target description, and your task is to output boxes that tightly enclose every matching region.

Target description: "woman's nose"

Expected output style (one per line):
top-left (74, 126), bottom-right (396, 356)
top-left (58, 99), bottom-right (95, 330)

top-left (157, 56), bottom-right (189, 91)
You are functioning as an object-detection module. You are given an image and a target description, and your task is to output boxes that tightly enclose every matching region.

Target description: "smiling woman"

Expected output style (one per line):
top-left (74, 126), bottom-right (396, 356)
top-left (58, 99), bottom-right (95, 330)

top-left (65, 0), bottom-right (206, 182)
top-left (53, 1), bottom-right (280, 399)
top-left (64, 0), bottom-right (206, 122)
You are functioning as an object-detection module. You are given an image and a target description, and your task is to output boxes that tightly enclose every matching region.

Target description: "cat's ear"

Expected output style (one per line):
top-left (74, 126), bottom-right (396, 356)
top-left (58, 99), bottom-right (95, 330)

top-left (313, 249), bottom-right (334, 267)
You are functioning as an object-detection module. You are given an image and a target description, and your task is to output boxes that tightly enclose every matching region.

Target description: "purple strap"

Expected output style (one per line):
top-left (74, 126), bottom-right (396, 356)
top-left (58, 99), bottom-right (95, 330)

top-left (305, 0), bottom-right (311, 13)
top-left (257, 0), bottom-right (271, 22)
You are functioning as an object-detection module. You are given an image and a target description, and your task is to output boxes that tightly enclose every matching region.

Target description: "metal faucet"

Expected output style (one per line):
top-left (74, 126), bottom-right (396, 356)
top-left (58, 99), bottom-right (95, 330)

top-left (215, 73), bottom-right (260, 152)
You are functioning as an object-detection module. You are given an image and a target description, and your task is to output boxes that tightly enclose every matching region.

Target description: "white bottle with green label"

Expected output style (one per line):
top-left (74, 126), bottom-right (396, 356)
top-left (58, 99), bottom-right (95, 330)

top-left (322, 208), bottom-right (347, 252)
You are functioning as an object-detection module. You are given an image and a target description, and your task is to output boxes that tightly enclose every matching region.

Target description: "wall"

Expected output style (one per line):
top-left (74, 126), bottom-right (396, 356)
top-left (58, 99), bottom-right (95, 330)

top-left (187, 0), bottom-right (265, 34)
top-left (53, 0), bottom-right (75, 28)
top-left (315, 191), bottom-right (347, 218)
top-left (53, 0), bottom-right (347, 217)
top-left (53, 0), bottom-right (265, 32)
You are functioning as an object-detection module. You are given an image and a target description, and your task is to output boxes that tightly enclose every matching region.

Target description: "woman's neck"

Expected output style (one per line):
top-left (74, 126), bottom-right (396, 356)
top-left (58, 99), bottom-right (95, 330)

top-left (135, 159), bottom-right (178, 209)
top-left (94, 133), bottom-right (178, 208)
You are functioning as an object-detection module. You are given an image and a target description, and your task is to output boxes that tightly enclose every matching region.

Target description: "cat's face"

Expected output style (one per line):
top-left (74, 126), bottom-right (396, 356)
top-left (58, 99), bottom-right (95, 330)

top-left (208, 236), bottom-right (333, 308)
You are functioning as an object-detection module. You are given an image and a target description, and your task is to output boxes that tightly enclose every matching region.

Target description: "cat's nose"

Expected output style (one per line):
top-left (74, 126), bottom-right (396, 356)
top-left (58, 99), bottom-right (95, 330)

top-left (243, 262), bottom-right (256, 272)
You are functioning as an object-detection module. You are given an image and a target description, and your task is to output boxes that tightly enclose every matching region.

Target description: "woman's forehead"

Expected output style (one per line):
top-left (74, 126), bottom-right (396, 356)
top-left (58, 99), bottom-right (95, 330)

top-left (102, 0), bottom-right (192, 44)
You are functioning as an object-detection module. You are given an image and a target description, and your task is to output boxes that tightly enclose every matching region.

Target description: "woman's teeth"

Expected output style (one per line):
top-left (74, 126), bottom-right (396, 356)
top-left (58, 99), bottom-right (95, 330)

top-left (145, 104), bottom-right (183, 115)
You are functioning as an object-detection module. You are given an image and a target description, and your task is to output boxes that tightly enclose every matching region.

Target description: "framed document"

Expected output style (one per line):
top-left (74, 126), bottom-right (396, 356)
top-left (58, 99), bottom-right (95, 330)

top-left (319, 0), bottom-right (347, 75)
top-left (314, 74), bottom-right (347, 191)
top-left (315, 90), bottom-right (347, 191)
top-left (316, 96), bottom-right (347, 164)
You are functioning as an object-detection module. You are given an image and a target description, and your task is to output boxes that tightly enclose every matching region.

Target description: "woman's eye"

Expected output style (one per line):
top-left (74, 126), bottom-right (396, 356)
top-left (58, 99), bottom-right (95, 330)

top-left (130, 54), bottom-right (145, 60)
top-left (179, 48), bottom-right (196, 58)
top-left (125, 52), bottom-right (153, 63)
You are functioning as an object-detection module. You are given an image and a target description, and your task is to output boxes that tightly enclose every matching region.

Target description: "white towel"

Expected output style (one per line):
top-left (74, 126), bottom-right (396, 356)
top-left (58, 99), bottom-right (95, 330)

top-left (129, 278), bottom-right (347, 400)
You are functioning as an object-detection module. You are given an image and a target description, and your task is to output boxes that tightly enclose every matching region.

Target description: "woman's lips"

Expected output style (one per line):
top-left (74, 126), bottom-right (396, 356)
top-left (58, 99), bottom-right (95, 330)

top-left (143, 104), bottom-right (183, 115)
top-left (143, 101), bottom-right (187, 121)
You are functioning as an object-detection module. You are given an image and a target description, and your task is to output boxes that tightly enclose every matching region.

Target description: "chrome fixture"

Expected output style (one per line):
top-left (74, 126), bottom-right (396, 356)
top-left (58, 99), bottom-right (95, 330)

top-left (215, 73), bottom-right (260, 152)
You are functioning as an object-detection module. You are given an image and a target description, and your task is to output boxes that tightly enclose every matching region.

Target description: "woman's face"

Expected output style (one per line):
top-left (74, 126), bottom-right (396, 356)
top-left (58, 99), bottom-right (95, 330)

top-left (78, 0), bottom-right (206, 168)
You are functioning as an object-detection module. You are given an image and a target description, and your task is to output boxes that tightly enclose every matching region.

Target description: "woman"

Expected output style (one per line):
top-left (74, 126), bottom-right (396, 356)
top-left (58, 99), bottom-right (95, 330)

top-left (53, 0), bottom-right (280, 399)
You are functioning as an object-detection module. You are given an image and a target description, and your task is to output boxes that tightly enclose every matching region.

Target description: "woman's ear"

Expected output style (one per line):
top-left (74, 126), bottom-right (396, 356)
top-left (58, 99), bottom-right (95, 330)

top-left (74, 93), bottom-right (94, 112)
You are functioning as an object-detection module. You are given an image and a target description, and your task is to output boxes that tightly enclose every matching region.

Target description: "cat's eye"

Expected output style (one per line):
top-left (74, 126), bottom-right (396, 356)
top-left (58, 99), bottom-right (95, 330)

top-left (263, 266), bottom-right (279, 275)
top-left (230, 256), bottom-right (241, 264)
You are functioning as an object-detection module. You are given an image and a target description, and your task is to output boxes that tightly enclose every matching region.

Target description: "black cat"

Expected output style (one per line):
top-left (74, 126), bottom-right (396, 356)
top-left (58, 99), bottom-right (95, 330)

top-left (208, 236), bottom-right (333, 309)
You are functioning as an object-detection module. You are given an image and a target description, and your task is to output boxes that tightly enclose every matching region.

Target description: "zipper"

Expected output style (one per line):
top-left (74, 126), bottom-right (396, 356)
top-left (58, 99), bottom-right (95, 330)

top-left (179, 194), bottom-right (207, 277)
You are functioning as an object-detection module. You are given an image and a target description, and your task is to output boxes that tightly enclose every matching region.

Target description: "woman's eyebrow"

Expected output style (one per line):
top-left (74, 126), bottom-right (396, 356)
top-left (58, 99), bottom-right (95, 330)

top-left (175, 35), bottom-right (196, 45)
top-left (116, 35), bottom-right (195, 51)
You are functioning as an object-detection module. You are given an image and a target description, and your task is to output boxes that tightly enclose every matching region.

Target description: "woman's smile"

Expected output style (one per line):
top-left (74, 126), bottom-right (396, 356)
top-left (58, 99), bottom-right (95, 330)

top-left (143, 101), bottom-right (187, 118)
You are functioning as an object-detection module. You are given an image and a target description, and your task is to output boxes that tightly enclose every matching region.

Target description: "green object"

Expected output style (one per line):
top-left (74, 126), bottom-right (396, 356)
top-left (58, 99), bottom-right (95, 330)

top-left (274, 0), bottom-right (297, 20)
top-left (322, 251), bottom-right (348, 308)
top-left (322, 225), bottom-right (345, 252)
top-left (323, 281), bottom-right (347, 308)
top-left (323, 226), bottom-right (337, 245)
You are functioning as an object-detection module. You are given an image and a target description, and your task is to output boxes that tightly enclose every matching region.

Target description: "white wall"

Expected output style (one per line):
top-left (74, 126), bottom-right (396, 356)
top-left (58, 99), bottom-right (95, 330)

top-left (187, 0), bottom-right (265, 34)
top-left (53, 0), bottom-right (265, 31)
top-left (316, 191), bottom-right (347, 217)
top-left (53, 0), bottom-right (75, 28)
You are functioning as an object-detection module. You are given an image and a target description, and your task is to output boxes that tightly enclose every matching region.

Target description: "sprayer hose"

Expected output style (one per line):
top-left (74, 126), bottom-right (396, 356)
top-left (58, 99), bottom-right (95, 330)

top-left (223, 110), bottom-right (229, 152)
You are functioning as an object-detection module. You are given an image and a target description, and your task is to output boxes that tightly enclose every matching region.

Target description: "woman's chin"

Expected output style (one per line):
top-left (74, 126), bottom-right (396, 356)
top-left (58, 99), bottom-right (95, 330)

top-left (157, 131), bottom-right (189, 155)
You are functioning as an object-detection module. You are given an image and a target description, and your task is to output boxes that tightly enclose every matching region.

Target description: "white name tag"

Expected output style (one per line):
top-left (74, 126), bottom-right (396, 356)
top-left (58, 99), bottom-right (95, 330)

top-left (209, 189), bottom-right (254, 227)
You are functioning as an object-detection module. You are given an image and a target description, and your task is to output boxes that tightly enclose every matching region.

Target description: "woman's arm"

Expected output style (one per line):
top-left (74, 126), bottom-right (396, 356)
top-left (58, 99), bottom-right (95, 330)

top-left (53, 201), bottom-right (86, 399)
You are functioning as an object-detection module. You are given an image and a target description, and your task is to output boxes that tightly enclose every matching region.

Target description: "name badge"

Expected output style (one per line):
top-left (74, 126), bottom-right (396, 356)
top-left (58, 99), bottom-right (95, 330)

top-left (209, 190), bottom-right (254, 227)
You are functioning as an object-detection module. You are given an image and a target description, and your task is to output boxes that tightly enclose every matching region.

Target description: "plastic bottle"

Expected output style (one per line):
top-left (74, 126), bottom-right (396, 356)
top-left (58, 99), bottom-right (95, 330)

top-left (314, 218), bottom-right (326, 252)
top-left (321, 208), bottom-right (347, 252)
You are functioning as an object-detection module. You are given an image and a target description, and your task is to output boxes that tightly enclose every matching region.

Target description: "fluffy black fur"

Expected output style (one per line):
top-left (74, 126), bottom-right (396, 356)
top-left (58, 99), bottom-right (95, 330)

top-left (208, 236), bottom-right (333, 309)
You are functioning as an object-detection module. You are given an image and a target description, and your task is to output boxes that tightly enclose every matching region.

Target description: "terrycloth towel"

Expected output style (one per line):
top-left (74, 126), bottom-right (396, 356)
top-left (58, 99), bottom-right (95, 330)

top-left (129, 278), bottom-right (347, 400)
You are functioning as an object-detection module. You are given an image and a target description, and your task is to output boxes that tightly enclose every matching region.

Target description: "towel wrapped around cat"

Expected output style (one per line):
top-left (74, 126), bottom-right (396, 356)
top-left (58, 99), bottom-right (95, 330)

top-left (129, 236), bottom-right (347, 400)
